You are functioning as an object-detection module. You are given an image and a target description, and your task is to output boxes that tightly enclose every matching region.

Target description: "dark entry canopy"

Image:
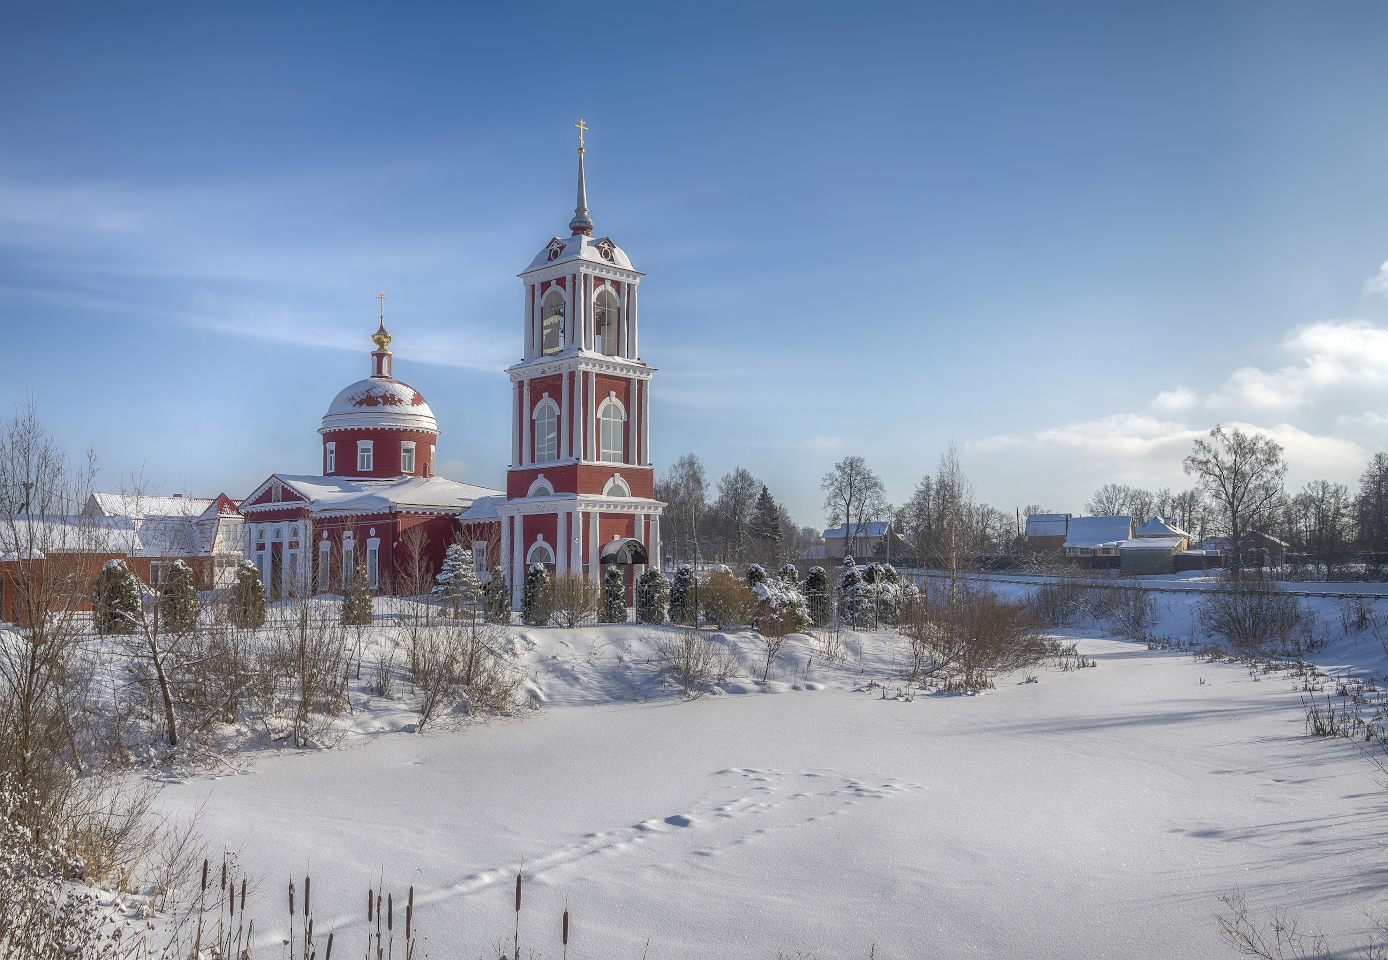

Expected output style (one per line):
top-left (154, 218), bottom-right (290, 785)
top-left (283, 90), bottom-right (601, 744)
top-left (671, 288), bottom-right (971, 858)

top-left (599, 538), bottom-right (649, 564)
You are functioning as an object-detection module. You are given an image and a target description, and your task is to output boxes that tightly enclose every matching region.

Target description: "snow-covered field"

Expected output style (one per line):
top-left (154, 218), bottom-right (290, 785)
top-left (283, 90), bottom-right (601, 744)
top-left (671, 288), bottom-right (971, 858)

top-left (150, 588), bottom-right (1388, 959)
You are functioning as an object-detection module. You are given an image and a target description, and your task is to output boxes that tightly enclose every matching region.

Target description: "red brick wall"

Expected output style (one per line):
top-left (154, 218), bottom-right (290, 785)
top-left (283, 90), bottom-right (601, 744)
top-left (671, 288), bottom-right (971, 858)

top-left (320, 428), bottom-right (440, 479)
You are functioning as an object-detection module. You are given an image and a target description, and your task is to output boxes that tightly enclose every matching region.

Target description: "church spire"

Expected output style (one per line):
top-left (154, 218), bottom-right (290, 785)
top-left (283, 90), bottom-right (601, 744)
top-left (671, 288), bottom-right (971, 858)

top-left (568, 118), bottom-right (594, 236)
top-left (371, 292), bottom-right (393, 378)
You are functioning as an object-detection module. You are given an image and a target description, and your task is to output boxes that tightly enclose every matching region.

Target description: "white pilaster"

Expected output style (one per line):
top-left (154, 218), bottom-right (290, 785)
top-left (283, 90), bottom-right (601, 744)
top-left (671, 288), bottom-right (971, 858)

top-left (500, 516), bottom-right (511, 604)
top-left (587, 371), bottom-right (597, 461)
top-left (631, 284), bottom-right (639, 359)
top-left (651, 514), bottom-right (661, 571)
top-left (628, 376), bottom-right (638, 465)
top-left (571, 510), bottom-right (581, 572)
top-left (589, 509), bottom-right (600, 580)
top-left (560, 367), bottom-right (570, 460)
top-left (623, 284), bottom-right (632, 359)
top-left (556, 511), bottom-right (568, 577)
top-left (522, 379), bottom-right (532, 466)
top-left (512, 514), bottom-right (524, 609)
top-left (641, 377), bottom-right (651, 466)
top-left (524, 284), bottom-right (534, 358)
top-left (510, 382), bottom-right (520, 467)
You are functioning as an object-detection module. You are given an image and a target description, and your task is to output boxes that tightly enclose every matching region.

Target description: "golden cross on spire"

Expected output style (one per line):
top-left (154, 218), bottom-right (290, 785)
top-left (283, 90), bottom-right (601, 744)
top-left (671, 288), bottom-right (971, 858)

top-left (376, 291), bottom-right (387, 320)
top-left (372, 292), bottom-right (392, 351)
top-left (575, 118), bottom-right (588, 151)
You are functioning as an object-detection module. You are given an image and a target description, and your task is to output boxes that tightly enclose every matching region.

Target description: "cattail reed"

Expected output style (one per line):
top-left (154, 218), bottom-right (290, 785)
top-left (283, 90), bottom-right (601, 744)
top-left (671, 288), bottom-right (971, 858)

top-left (368, 889), bottom-right (373, 922)
top-left (241, 877), bottom-right (247, 914)
top-left (202, 859), bottom-right (209, 892)
top-left (221, 860), bottom-right (227, 891)
top-left (513, 866), bottom-right (522, 960)
top-left (305, 875), bottom-right (311, 917)
top-left (326, 931), bottom-right (334, 960)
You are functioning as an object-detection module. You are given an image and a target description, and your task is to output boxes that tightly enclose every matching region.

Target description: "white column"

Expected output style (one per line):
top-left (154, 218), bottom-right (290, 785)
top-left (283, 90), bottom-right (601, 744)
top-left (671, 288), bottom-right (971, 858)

top-left (587, 372), bottom-right (597, 461)
top-left (641, 377), bottom-right (651, 465)
top-left (524, 284), bottom-right (534, 358)
top-left (630, 284), bottom-right (638, 359)
top-left (500, 515), bottom-right (511, 604)
top-left (623, 284), bottom-right (633, 359)
top-left (589, 509), bottom-right (600, 580)
top-left (572, 370), bottom-right (582, 461)
top-left (510, 381), bottom-right (520, 467)
top-left (556, 511), bottom-right (568, 577)
top-left (512, 514), bottom-right (525, 609)
top-left (521, 379), bottom-right (532, 467)
top-left (651, 512), bottom-right (661, 570)
top-left (628, 376), bottom-right (638, 465)
top-left (571, 510), bottom-right (581, 572)
top-left (560, 368), bottom-right (570, 460)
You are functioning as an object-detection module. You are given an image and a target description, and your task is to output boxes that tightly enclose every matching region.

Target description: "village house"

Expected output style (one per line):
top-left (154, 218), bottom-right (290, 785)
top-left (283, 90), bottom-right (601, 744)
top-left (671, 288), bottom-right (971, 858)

top-left (1024, 514), bottom-right (1070, 553)
top-left (83, 492), bottom-right (245, 588)
top-left (1063, 516), bottom-right (1134, 569)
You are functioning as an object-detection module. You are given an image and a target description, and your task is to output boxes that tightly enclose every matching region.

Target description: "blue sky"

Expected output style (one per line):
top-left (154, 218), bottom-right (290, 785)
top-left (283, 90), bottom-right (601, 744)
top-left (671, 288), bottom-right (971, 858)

top-left (5, 2), bottom-right (1388, 527)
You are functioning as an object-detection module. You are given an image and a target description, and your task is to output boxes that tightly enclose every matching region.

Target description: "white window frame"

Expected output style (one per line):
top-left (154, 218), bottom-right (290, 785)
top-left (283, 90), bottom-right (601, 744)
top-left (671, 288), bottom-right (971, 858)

top-left (533, 399), bottom-right (559, 463)
top-left (326, 442), bottom-right (336, 474)
top-left (286, 551), bottom-right (298, 598)
top-left (358, 440), bottom-right (373, 472)
top-left (401, 441), bottom-right (416, 474)
top-left (367, 538), bottom-right (380, 589)
top-left (318, 540), bottom-right (331, 593)
top-left (598, 397), bottom-right (627, 463)
top-left (473, 541), bottom-right (488, 580)
top-left (604, 474), bottom-right (631, 498)
top-left (526, 539), bottom-right (554, 565)
top-left (342, 540), bottom-right (355, 584)
top-left (428, 444), bottom-right (435, 477)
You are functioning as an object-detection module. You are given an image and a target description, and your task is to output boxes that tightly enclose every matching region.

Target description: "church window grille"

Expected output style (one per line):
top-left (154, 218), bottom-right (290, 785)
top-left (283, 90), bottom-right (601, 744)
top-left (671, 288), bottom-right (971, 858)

top-left (400, 441), bottom-right (416, 474)
top-left (594, 289), bottom-right (619, 356)
top-left (326, 442), bottom-right (335, 473)
top-left (527, 542), bottom-right (553, 566)
top-left (541, 290), bottom-right (565, 356)
top-left (534, 404), bottom-right (558, 462)
top-left (357, 441), bottom-right (373, 472)
top-left (598, 399), bottom-right (625, 462)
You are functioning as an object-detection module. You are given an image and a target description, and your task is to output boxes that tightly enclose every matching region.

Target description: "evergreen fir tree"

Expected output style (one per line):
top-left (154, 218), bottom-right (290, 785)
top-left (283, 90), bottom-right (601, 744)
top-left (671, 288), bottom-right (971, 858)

top-left (881, 563), bottom-right (900, 584)
top-left (839, 558), bottom-right (870, 626)
top-left (228, 560), bottom-right (266, 630)
top-left (746, 563), bottom-right (767, 590)
top-left (636, 567), bottom-right (669, 624)
top-left (341, 562), bottom-right (374, 626)
top-left (669, 564), bottom-right (696, 625)
top-left (93, 558), bottom-right (140, 635)
top-left (748, 485), bottom-right (783, 552)
top-left (483, 566), bottom-right (511, 623)
top-left (778, 563), bottom-right (800, 588)
top-left (159, 559), bottom-right (199, 635)
top-left (432, 544), bottom-right (480, 616)
top-left (601, 565), bottom-right (627, 623)
top-left (522, 563), bottom-right (553, 625)
top-left (804, 565), bottom-right (831, 626)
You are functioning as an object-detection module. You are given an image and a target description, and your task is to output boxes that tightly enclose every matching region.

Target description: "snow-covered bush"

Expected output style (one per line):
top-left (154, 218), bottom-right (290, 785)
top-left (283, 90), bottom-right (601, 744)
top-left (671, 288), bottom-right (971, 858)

top-left (876, 579), bottom-right (902, 627)
top-left (601, 565), bottom-right (627, 623)
top-left (552, 572), bottom-right (601, 627)
top-left (92, 558), bottom-right (139, 635)
top-left (753, 579), bottom-right (811, 636)
top-left (432, 544), bottom-right (480, 617)
top-left (483, 566), bottom-right (510, 623)
top-left (778, 563), bottom-right (800, 588)
top-left (522, 563), bottom-right (552, 626)
top-left (1201, 578), bottom-right (1307, 655)
top-left (228, 560), bottom-right (266, 629)
top-left (669, 564), bottom-right (697, 625)
top-left (656, 630), bottom-right (740, 697)
top-left (701, 567), bottom-right (756, 628)
top-left (1106, 584), bottom-right (1158, 640)
top-left (341, 562), bottom-right (374, 626)
top-left (746, 563), bottom-right (767, 590)
top-left (637, 567), bottom-right (669, 624)
top-left (901, 582), bottom-right (1045, 690)
top-left (804, 566), bottom-right (831, 626)
top-left (838, 558), bottom-right (870, 627)
top-left (159, 559), bottom-right (199, 635)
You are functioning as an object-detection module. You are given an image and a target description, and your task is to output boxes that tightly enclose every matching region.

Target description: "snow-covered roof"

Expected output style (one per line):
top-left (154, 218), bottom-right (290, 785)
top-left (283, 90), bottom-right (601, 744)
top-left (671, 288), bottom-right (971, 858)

top-left (1025, 514), bottom-right (1069, 538)
top-left (800, 545), bottom-right (827, 560)
top-left (0, 516), bottom-right (135, 555)
top-left (822, 522), bottom-right (889, 539)
top-left (458, 495), bottom-right (506, 522)
top-left (1064, 516), bottom-right (1134, 548)
top-left (1135, 516), bottom-right (1189, 538)
top-left (243, 475), bottom-right (503, 517)
top-left (320, 377), bottom-right (439, 435)
top-left (1119, 537), bottom-right (1186, 552)
top-left (521, 234), bottom-right (637, 275)
top-left (87, 492), bottom-right (212, 520)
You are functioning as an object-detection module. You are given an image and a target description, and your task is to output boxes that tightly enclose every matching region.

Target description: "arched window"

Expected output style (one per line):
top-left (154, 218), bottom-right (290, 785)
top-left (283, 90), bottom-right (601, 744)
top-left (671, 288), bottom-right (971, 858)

top-left (599, 398), bottom-right (626, 462)
top-left (534, 402), bottom-right (558, 462)
top-left (604, 478), bottom-right (629, 498)
top-left (541, 290), bottom-right (565, 356)
top-left (527, 542), bottom-right (553, 565)
top-left (594, 288), bottom-right (619, 356)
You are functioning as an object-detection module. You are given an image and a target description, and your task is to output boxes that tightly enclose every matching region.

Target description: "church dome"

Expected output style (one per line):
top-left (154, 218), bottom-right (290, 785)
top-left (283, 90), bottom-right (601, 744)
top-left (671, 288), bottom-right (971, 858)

top-left (319, 377), bottom-right (439, 436)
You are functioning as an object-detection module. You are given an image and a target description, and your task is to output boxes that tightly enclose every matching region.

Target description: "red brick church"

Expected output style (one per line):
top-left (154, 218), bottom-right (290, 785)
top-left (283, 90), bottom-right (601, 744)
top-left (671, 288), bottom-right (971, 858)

top-left (238, 131), bottom-right (664, 608)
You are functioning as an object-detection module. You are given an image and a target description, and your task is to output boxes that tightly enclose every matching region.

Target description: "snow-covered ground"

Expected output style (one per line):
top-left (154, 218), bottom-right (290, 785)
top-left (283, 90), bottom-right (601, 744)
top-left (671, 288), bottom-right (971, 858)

top-left (149, 589), bottom-right (1388, 959)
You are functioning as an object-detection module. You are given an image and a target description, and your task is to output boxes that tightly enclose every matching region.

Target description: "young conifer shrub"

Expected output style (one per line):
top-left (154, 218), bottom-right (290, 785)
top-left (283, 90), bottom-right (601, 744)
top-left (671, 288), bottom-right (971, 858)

top-left (432, 544), bottom-right (480, 617)
top-left (600, 565), bottom-right (627, 623)
top-left (341, 563), bottom-right (374, 626)
top-left (92, 558), bottom-right (140, 635)
top-left (160, 559), bottom-right (200, 635)
top-left (636, 567), bottom-right (669, 624)
top-left (746, 563), bottom-right (767, 590)
top-left (839, 558), bottom-right (870, 627)
top-left (521, 563), bottom-right (552, 626)
top-left (484, 566), bottom-right (511, 623)
top-left (778, 563), bottom-right (800, 588)
top-left (229, 559), bottom-right (266, 629)
top-left (804, 565), bottom-right (831, 626)
top-left (669, 564), bottom-right (696, 625)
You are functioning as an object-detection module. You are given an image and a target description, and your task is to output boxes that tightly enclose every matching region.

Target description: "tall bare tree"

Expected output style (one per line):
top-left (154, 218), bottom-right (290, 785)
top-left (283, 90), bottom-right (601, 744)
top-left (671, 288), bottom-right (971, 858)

top-left (655, 453), bottom-right (708, 566)
top-left (1183, 425), bottom-right (1288, 572)
top-left (712, 466), bottom-right (760, 563)
top-left (820, 456), bottom-right (886, 559)
top-left (1356, 452), bottom-right (1388, 553)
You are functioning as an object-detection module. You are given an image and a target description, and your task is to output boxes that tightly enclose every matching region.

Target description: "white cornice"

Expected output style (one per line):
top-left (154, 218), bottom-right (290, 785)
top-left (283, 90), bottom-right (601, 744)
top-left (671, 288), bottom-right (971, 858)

top-left (505, 354), bottom-right (656, 381)
top-left (497, 496), bottom-right (666, 517)
top-left (520, 262), bottom-right (644, 285)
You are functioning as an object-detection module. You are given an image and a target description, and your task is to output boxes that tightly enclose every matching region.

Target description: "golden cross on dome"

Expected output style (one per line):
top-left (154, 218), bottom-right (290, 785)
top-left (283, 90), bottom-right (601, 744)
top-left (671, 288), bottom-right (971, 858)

top-left (372, 292), bottom-right (392, 351)
top-left (376, 292), bottom-right (387, 319)
top-left (575, 118), bottom-right (588, 151)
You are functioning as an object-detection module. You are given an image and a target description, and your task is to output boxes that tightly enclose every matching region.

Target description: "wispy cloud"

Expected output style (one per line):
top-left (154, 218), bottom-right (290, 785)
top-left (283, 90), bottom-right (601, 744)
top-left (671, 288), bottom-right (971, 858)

top-left (1365, 259), bottom-right (1388, 296)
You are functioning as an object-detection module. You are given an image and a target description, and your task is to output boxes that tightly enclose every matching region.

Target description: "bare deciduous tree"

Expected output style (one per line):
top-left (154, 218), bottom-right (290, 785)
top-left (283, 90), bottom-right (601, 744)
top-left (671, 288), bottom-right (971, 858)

top-left (1183, 425), bottom-right (1288, 572)
top-left (820, 456), bottom-right (886, 559)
